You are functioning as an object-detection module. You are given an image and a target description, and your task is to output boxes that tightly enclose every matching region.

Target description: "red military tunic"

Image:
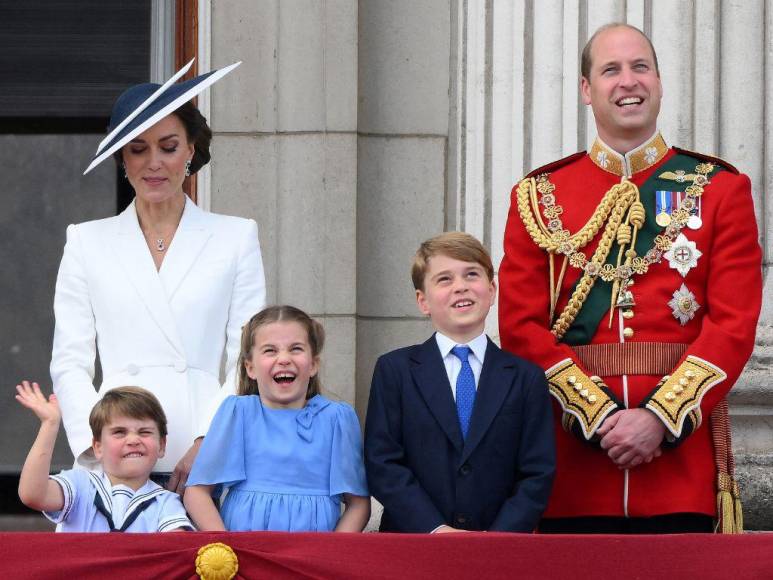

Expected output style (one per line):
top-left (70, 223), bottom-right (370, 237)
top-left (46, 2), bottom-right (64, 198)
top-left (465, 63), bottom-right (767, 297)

top-left (499, 132), bottom-right (762, 519)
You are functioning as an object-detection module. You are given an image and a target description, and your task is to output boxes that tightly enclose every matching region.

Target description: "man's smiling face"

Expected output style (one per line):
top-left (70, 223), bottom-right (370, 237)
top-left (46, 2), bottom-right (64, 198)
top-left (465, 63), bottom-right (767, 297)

top-left (581, 25), bottom-right (662, 151)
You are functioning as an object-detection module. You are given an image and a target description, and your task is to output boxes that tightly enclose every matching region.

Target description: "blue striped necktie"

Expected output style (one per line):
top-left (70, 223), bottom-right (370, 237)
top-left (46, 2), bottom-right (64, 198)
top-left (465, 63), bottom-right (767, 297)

top-left (452, 345), bottom-right (476, 439)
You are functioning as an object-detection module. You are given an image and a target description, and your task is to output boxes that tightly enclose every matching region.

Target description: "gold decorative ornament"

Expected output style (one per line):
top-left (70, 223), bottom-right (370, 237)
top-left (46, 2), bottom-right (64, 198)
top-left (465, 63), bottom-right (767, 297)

top-left (645, 356), bottom-right (726, 437)
top-left (695, 163), bottom-right (715, 175)
top-left (517, 158), bottom-right (714, 339)
top-left (546, 360), bottom-right (619, 439)
top-left (589, 133), bottom-right (669, 176)
top-left (196, 542), bottom-right (239, 580)
top-left (659, 170), bottom-right (700, 183)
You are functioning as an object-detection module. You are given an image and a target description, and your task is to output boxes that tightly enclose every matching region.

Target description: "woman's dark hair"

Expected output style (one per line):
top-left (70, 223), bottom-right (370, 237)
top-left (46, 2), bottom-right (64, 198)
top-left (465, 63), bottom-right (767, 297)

top-left (113, 101), bottom-right (212, 174)
top-left (172, 101), bottom-right (212, 173)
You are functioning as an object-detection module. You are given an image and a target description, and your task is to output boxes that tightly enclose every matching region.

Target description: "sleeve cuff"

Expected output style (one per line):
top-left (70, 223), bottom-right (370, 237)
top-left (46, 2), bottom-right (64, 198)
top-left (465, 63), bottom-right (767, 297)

top-left (642, 355), bottom-right (726, 439)
top-left (42, 473), bottom-right (76, 524)
top-left (158, 516), bottom-right (196, 532)
top-left (546, 359), bottom-right (621, 440)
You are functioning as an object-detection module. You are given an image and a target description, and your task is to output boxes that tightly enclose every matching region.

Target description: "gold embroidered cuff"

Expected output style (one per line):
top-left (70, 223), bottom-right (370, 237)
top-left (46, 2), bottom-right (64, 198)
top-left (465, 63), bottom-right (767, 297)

top-left (546, 359), bottom-right (620, 440)
top-left (644, 356), bottom-right (726, 438)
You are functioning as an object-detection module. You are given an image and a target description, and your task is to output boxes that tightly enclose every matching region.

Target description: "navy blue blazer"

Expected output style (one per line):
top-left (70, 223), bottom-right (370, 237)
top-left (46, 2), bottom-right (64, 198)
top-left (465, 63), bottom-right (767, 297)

top-left (364, 335), bottom-right (555, 532)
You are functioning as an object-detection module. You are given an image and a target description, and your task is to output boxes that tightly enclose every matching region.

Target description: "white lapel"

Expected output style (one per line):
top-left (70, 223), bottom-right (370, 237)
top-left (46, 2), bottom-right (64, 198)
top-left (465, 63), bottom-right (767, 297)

top-left (110, 200), bottom-right (186, 355)
top-left (158, 196), bottom-right (213, 300)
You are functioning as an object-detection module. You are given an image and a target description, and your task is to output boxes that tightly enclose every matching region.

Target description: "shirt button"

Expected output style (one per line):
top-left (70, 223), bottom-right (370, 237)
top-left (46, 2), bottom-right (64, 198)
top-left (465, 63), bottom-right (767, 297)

top-left (174, 360), bottom-right (187, 373)
top-left (623, 327), bottom-right (634, 339)
top-left (127, 364), bottom-right (139, 376)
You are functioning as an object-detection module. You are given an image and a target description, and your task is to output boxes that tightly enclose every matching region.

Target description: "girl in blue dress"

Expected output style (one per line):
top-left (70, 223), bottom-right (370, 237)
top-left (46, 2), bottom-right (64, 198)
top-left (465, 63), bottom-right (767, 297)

top-left (184, 305), bottom-right (370, 532)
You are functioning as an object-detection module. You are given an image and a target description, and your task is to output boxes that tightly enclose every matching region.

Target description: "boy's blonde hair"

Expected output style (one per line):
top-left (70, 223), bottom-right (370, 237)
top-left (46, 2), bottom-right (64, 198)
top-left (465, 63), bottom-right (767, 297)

top-left (411, 232), bottom-right (495, 291)
top-left (238, 305), bottom-right (325, 398)
top-left (89, 386), bottom-right (168, 440)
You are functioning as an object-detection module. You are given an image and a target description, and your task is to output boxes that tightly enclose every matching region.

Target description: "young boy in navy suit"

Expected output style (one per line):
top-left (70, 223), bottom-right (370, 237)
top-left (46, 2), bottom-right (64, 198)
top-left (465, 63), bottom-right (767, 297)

top-left (365, 232), bottom-right (555, 533)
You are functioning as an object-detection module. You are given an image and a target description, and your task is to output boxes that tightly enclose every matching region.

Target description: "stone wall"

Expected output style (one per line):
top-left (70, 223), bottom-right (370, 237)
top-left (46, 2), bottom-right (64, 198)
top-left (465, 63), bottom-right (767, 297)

top-left (204, 0), bottom-right (772, 528)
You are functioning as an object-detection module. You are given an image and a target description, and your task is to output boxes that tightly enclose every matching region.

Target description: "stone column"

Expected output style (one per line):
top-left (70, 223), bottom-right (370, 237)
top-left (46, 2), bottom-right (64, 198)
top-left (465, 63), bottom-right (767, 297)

top-left (207, 0), bottom-right (359, 403)
top-left (354, 0), bottom-right (451, 417)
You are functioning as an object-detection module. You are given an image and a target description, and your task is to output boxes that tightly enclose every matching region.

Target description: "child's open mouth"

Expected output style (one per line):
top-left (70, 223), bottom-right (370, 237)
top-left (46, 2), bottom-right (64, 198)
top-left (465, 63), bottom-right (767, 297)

top-left (273, 372), bottom-right (296, 384)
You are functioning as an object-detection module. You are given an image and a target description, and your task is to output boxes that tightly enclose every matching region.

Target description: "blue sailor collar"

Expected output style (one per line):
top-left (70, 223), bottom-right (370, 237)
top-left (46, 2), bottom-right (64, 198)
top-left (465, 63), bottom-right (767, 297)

top-left (89, 470), bottom-right (165, 527)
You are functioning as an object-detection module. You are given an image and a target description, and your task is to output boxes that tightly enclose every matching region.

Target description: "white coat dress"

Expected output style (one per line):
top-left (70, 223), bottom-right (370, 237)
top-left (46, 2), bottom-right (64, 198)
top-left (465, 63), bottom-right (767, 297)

top-left (50, 196), bottom-right (266, 472)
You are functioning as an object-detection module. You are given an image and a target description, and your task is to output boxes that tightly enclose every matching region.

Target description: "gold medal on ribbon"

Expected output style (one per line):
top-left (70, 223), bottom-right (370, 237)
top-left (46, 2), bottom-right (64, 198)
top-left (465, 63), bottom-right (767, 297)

top-left (655, 190), bottom-right (675, 228)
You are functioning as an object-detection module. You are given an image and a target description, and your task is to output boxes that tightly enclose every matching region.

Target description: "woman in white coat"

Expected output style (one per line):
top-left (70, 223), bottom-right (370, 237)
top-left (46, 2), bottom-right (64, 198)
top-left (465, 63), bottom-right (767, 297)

top-left (50, 61), bottom-right (265, 490)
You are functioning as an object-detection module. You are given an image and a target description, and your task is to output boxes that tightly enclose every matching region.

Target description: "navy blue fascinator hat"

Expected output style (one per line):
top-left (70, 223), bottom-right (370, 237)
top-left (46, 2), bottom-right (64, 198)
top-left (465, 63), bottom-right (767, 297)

top-left (84, 59), bottom-right (240, 175)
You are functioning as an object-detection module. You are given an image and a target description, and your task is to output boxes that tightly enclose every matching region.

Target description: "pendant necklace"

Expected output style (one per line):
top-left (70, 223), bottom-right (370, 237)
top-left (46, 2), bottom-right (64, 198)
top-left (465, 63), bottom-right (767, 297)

top-left (140, 203), bottom-right (184, 253)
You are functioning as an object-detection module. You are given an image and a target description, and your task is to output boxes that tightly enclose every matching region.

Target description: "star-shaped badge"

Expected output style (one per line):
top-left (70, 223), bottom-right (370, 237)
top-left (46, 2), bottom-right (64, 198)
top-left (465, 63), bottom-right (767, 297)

top-left (664, 233), bottom-right (702, 277)
top-left (668, 283), bottom-right (700, 325)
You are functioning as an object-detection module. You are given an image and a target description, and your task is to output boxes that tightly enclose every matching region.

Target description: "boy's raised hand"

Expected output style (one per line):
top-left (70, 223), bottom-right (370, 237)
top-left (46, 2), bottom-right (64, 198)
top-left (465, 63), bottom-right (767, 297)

top-left (16, 380), bottom-right (65, 513)
top-left (15, 381), bottom-right (61, 425)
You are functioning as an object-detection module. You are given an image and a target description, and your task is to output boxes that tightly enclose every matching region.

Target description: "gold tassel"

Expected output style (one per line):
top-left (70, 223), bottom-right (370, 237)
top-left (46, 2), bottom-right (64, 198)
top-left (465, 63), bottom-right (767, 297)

top-left (716, 472), bottom-right (736, 534)
top-left (718, 489), bottom-right (735, 534)
top-left (733, 481), bottom-right (744, 533)
top-left (711, 400), bottom-right (741, 534)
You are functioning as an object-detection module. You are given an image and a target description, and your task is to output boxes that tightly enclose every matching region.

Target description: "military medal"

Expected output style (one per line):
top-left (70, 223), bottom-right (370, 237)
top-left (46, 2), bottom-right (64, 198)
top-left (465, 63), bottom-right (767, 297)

top-left (655, 190), bottom-right (674, 227)
top-left (677, 191), bottom-right (703, 230)
top-left (687, 195), bottom-right (702, 229)
top-left (664, 233), bottom-right (702, 277)
top-left (668, 283), bottom-right (700, 325)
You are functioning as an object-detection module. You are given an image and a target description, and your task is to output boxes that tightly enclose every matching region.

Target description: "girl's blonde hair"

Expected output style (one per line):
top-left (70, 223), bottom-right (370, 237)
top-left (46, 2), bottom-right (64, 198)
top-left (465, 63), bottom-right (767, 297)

top-left (237, 305), bottom-right (325, 398)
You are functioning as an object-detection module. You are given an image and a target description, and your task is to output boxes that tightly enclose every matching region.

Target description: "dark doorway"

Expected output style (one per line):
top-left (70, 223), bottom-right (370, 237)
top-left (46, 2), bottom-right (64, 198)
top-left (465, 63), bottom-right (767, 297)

top-left (0, 1), bottom-right (152, 484)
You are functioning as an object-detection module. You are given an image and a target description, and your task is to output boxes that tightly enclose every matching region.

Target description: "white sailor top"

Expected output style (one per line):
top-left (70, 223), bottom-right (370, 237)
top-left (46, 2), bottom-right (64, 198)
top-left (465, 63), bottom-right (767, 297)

top-left (44, 469), bottom-right (193, 533)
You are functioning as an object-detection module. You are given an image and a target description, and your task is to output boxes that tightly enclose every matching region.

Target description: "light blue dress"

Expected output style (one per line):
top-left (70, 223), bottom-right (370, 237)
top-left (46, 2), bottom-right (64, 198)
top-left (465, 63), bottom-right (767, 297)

top-left (187, 394), bottom-right (368, 532)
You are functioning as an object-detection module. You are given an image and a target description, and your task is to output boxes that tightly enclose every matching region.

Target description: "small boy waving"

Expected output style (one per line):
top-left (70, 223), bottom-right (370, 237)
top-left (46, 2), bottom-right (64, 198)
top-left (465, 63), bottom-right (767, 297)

top-left (16, 382), bottom-right (192, 532)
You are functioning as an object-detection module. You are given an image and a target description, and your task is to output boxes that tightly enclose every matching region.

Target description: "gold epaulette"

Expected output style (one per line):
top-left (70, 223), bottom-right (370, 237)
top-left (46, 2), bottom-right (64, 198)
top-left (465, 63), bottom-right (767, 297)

top-left (546, 359), bottom-right (620, 439)
top-left (644, 356), bottom-right (727, 438)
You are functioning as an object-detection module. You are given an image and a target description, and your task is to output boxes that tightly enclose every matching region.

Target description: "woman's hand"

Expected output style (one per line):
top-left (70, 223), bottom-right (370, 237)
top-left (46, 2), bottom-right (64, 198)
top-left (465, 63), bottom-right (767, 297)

top-left (167, 437), bottom-right (203, 494)
top-left (15, 381), bottom-right (61, 426)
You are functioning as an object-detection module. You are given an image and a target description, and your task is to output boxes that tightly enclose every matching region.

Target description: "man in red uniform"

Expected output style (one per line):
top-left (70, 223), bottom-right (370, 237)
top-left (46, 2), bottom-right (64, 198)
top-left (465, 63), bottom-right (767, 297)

top-left (499, 22), bottom-right (762, 533)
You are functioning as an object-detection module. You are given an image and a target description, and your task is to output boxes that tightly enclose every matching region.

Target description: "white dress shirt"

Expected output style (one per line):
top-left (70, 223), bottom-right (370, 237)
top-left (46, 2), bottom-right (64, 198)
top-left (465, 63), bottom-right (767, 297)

top-left (434, 331), bottom-right (488, 400)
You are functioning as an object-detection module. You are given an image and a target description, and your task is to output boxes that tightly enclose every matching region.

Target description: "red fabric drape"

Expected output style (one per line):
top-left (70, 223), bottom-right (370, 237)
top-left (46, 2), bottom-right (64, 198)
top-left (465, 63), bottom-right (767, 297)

top-left (1, 531), bottom-right (772, 579)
